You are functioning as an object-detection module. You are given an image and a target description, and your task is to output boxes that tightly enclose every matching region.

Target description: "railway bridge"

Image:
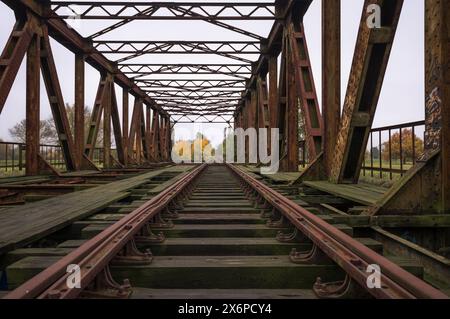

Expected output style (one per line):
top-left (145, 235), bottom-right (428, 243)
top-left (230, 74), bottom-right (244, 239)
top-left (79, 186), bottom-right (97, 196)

top-left (0, 0), bottom-right (449, 299)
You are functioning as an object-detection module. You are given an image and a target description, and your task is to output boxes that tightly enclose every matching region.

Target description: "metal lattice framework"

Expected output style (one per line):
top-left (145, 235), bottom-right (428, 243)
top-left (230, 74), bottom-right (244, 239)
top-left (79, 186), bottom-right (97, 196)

top-left (47, 2), bottom-right (279, 123)
top-left (51, 2), bottom-right (277, 20)
top-left (1, 0), bottom-right (449, 222)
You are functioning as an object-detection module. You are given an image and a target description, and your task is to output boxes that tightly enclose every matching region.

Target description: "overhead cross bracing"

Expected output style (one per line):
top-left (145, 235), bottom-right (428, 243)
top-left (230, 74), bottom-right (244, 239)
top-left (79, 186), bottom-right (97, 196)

top-left (44, 0), bottom-right (280, 124)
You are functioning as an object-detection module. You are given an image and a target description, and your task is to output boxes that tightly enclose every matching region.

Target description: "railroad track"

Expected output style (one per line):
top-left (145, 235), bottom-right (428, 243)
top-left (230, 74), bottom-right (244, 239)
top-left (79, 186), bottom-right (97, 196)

top-left (2, 165), bottom-right (448, 299)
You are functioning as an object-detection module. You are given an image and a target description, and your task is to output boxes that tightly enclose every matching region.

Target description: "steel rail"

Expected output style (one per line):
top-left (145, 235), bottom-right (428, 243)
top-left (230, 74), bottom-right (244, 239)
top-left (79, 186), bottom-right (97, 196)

top-left (227, 164), bottom-right (448, 299)
top-left (4, 164), bottom-right (207, 299)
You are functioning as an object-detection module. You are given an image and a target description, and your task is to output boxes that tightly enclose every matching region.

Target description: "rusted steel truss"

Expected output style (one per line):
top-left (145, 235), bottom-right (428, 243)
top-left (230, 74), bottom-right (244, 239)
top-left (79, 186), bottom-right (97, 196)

top-left (51, 2), bottom-right (277, 20)
top-left (330, 0), bottom-right (404, 183)
top-left (1, 0), bottom-right (173, 174)
top-left (235, 0), bottom-right (321, 171)
top-left (119, 64), bottom-right (252, 78)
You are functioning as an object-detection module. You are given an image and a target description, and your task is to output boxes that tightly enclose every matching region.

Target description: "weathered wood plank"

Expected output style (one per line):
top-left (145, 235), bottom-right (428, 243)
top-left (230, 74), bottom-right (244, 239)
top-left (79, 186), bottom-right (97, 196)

top-left (303, 181), bottom-right (386, 206)
top-left (0, 165), bottom-right (193, 254)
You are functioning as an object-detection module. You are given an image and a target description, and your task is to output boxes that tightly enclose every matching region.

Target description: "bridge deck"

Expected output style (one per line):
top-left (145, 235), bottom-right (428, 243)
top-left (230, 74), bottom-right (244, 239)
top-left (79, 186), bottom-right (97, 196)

top-left (0, 165), bottom-right (192, 254)
top-left (302, 181), bottom-right (388, 206)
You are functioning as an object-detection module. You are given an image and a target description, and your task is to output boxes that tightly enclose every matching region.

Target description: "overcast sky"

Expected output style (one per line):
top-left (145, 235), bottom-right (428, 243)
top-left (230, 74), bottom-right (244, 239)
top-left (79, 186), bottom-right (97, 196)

top-left (0, 0), bottom-right (424, 147)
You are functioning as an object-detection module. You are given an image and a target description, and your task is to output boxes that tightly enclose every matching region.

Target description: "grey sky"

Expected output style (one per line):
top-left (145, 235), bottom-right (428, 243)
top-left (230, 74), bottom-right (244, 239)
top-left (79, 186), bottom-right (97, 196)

top-left (0, 0), bottom-right (425, 147)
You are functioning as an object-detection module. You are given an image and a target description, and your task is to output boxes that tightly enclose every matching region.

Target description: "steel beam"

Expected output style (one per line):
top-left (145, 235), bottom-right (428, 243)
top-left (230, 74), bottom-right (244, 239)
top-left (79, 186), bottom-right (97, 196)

top-left (140, 104), bottom-right (150, 162)
top-left (285, 33), bottom-right (299, 171)
top-left (110, 83), bottom-right (125, 165)
top-left (40, 26), bottom-right (77, 171)
top-left (74, 54), bottom-right (85, 169)
top-left (151, 111), bottom-right (161, 161)
top-left (0, 19), bottom-right (32, 113)
top-left (257, 77), bottom-right (269, 156)
top-left (51, 2), bottom-right (276, 20)
top-left (268, 55), bottom-right (278, 131)
top-left (85, 75), bottom-right (107, 159)
top-left (25, 32), bottom-right (40, 176)
top-left (129, 98), bottom-right (143, 163)
top-left (103, 77), bottom-right (112, 169)
top-left (322, 0), bottom-right (341, 176)
top-left (330, 0), bottom-right (404, 183)
top-left (119, 64), bottom-right (252, 77)
top-left (425, 0), bottom-right (450, 212)
top-left (288, 21), bottom-right (323, 160)
top-left (94, 41), bottom-right (261, 55)
top-left (122, 88), bottom-right (129, 166)
top-left (1, 0), bottom-right (166, 116)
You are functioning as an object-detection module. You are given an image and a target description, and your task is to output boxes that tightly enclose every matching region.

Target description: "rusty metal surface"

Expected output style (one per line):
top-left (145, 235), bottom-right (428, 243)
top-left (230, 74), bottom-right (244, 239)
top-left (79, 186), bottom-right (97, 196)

top-left (228, 164), bottom-right (448, 299)
top-left (3, 164), bottom-right (206, 299)
top-left (330, 0), bottom-right (404, 184)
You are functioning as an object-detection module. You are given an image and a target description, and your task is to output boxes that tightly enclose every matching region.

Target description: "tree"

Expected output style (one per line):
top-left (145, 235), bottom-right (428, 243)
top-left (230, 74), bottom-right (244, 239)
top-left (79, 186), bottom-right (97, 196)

top-left (382, 129), bottom-right (424, 163)
top-left (172, 133), bottom-right (213, 162)
top-left (9, 119), bottom-right (58, 144)
top-left (191, 133), bottom-right (213, 162)
top-left (8, 104), bottom-right (104, 146)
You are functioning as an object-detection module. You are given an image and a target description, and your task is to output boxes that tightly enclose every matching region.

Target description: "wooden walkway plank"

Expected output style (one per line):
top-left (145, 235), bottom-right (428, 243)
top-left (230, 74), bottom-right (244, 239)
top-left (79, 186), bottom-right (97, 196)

top-left (0, 165), bottom-right (193, 254)
top-left (303, 181), bottom-right (387, 206)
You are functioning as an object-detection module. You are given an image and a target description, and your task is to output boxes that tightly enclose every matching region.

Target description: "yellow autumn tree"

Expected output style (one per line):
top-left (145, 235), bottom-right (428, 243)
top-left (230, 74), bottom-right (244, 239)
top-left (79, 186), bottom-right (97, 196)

top-left (191, 133), bottom-right (213, 162)
top-left (172, 133), bottom-right (213, 163)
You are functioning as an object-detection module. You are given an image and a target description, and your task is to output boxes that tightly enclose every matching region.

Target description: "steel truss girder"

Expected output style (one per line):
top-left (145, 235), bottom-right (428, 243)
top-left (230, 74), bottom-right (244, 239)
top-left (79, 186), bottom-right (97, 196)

top-left (330, 0), bottom-right (404, 183)
top-left (121, 64), bottom-right (252, 81)
top-left (147, 91), bottom-right (242, 99)
top-left (153, 96), bottom-right (240, 101)
top-left (40, 25), bottom-right (78, 171)
top-left (160, 100), bottom-right (238, 106)
top-left (51, 2), bottom-right (277, 20)
top-left (94, 41), bottom-right (261, 55)
top-left (113, 41), bottom-right (255, 64)
top-left (286, 20), bottom-right (323, 160)
top-left (172, 114), bottom-right (234, 124)
top-left (85, 74), bottom-right (107, 159)
top-left (164, 106), bottom-right (236, 112)
top-left (138, 80), bottom-right (245, 91)
top-left (2, 0), bottom-right (168, 117)
top-left (0, 19), bottom-right (33, 113)
top-left (128, 98), bottom-right (147, 163)
top-left (87, 3), bottom-right (264, 40)
top-left (119, 64), bottom-right (252, 77)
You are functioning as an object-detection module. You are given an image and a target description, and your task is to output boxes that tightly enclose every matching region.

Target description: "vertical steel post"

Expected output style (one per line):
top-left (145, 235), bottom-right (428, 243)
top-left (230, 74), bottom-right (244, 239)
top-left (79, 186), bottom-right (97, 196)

top-left (26, 33), bottom-right (40, 176)
top-left (75, 54), bottom-right (85, 169)
top-left (122, 88), bottom-right (129, 166)
top-left (322, 0), bottom-right (341, 177)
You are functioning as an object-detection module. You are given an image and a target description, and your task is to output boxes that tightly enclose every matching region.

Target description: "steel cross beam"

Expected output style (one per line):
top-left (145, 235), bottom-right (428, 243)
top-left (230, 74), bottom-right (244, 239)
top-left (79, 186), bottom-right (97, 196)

top-left (86, 3), bottom-right (265, 40)
top-left (162, 103), bottom-right (237, 109)
top-left (113, 41), bottom-right (256, 64)
top-left (154, 96), bottom-right (241, 102)
top-left (94, 41), bottom-right (261, 55)
top-left (138, 80), bottom-right (246, 91)
top-left (121, 64), bottom-right (252, 81)
top-left (172, 114), bottom-right (234, 123)
top-left (161, 104), bottom-right (238, 110)
top-left (1, 0), bottom-right (168, 117)
top-left (119, 64), bottom-right (253, 76)
top-left (50, 2), bottom-right (277, 20)
top-left (147, 91), bottom-right (242, 99)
